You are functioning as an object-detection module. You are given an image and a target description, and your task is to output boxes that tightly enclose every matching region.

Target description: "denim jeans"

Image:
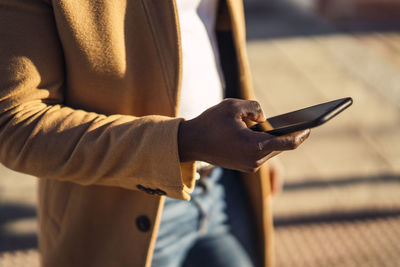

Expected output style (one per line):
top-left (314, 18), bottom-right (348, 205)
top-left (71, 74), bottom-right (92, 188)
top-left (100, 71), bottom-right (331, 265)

top-left (152, 167), bottom-right (257, 267)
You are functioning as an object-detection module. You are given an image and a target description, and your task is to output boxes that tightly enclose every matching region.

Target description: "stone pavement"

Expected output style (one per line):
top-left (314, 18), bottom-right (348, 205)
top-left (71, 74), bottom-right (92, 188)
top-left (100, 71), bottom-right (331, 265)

top-left (1, 0), bottom-right (400, 266)
top-left (246, 0), bottom-right (400, 266)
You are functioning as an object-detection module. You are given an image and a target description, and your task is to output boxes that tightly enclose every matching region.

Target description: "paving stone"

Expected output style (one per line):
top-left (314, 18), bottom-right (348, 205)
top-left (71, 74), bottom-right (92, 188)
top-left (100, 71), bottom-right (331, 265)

top-left (357, 33), bottom-right (400, 70)
top-left (275, 217), bottom-right (400, 267)
top-left (364, 126), bottom-right (400, 173)
top-left (318, 35), bottom-right (400, 110)
top-left (273, 181), bottom-right (400, 217)
top-left (249, 40), bottom-right (325, 115)
top-left (302, 131), bottom-right (392, 178)
top-left (0, 164), bottom-right (36, 205)
top-left (0, 250), bottom-right (39, 267)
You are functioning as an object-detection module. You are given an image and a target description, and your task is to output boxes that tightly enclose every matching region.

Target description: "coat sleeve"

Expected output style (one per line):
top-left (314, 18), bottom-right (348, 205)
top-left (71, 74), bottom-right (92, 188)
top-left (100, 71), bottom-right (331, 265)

top-left (0, 0), bottom-right (196, 200)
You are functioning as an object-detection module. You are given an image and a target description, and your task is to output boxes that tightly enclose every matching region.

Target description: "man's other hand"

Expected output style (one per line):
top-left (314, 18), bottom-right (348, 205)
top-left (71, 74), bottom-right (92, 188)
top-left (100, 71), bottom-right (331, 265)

top-left (178, 98), bottom-right (310, 173)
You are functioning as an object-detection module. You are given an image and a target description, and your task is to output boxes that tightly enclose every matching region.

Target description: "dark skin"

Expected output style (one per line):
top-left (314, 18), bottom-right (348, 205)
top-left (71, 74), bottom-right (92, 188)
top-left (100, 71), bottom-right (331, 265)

top-left (178, 98), bottom-right (310, 173)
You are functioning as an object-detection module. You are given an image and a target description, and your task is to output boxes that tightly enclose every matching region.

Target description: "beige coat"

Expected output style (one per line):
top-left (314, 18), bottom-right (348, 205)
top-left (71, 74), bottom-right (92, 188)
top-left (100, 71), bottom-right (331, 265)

top-left (0, 0), bottom-right (274, 266)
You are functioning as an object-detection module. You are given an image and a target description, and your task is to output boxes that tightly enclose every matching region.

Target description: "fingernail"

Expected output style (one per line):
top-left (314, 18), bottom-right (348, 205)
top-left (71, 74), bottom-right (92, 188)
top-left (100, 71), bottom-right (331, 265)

top-left (301, 129), bottom-right (311, 140)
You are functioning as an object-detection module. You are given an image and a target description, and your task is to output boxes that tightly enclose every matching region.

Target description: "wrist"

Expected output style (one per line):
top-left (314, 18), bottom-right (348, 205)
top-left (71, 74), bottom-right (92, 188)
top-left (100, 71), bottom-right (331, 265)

top-left (178, 119), bottom-right (198, 162)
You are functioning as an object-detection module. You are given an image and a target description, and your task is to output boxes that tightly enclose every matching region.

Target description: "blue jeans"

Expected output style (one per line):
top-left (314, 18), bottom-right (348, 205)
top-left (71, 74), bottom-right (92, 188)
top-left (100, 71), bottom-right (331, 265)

top-left (152, 167), bottom-right (257, 267)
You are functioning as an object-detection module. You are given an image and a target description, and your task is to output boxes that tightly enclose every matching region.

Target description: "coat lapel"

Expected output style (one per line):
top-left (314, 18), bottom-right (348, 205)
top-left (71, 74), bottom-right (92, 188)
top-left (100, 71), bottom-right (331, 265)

top-left (140, 0), bottom-right (182, 116)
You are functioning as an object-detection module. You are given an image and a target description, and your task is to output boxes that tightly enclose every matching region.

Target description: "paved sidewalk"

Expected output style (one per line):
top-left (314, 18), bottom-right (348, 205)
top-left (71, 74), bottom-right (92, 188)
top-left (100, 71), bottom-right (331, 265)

top-left (0, 0), bottom-right (399, 266)
top-left (246, 0), bottom-right (400, 266)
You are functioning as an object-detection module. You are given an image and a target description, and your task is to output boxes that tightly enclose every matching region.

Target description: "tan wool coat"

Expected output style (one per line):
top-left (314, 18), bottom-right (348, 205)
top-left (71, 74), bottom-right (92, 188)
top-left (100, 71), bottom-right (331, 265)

top-left (0, 0), bottom-right (274, 266)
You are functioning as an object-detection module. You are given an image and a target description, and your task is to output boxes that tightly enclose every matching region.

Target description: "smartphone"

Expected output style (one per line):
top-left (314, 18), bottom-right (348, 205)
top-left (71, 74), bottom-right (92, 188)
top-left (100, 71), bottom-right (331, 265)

top-left (250, 97), bottom-right (353, 136)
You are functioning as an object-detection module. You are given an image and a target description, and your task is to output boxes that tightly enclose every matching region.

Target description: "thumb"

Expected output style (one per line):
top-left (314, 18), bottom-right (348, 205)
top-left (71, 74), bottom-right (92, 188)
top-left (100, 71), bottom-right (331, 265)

top-left (237, 100), bottom-right (266, 123)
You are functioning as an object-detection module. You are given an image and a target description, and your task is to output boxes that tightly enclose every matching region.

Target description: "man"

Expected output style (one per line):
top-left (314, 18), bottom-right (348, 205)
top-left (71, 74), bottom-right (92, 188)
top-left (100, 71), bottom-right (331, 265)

top-left (0, 0), bottom-right (309, 266)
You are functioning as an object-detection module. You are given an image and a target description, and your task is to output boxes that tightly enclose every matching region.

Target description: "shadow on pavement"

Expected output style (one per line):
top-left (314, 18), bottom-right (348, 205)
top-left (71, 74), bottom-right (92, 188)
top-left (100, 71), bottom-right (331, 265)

top-left (245, 0), bottom-right (400, 41)
top-left (283, 173), bottom-right (400, 191)
top-left (275, 209), bottom-right (400, 227)
top-left (0, 204), bottom-right (38, 252)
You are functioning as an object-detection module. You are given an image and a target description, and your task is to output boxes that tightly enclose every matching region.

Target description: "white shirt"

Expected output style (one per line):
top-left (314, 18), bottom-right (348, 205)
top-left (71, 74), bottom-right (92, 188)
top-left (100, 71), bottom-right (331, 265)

top-left (176, 0), bottom-right (224, 120)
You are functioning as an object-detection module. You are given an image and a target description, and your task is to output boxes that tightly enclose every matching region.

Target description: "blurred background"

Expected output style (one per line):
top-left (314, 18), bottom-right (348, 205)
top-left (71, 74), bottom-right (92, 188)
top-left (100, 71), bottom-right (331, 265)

top-left (0, 0), bottom-right (399, 266)
top-left (247, 0), bottom-right (400, 266)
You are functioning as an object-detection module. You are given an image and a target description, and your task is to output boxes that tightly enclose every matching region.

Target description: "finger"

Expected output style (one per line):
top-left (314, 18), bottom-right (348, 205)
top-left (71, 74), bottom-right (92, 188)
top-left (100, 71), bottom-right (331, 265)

top-left (235, 100), bottom-right (266, 123)
top-left (259, 129), bottom-right (311, 152)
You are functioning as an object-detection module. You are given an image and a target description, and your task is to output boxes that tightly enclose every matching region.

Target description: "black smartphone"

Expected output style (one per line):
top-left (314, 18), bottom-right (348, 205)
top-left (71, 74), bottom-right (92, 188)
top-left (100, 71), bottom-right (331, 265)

top-left (250, 97), bottom-right (353, 136)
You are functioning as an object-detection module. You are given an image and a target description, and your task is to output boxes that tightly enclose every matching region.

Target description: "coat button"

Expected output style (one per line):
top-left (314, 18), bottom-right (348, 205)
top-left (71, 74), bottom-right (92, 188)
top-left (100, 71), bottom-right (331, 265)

top-left (137, 185), bottom-right (153, 194)
top-left (146, 188), bottom-right (156, 195)
top-left (154, 189), bottom-right (166, 196)
top-left (137, 185), bottom-right (166, 196)
top-left (136, 215), bottom-right (151, 232)
top-left (136, 185), bottom-right (147, 191)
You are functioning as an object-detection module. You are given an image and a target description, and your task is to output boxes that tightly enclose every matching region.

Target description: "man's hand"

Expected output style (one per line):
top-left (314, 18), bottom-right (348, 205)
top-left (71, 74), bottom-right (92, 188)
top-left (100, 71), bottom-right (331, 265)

top-left (178, 98), bottom-right (310, 173)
